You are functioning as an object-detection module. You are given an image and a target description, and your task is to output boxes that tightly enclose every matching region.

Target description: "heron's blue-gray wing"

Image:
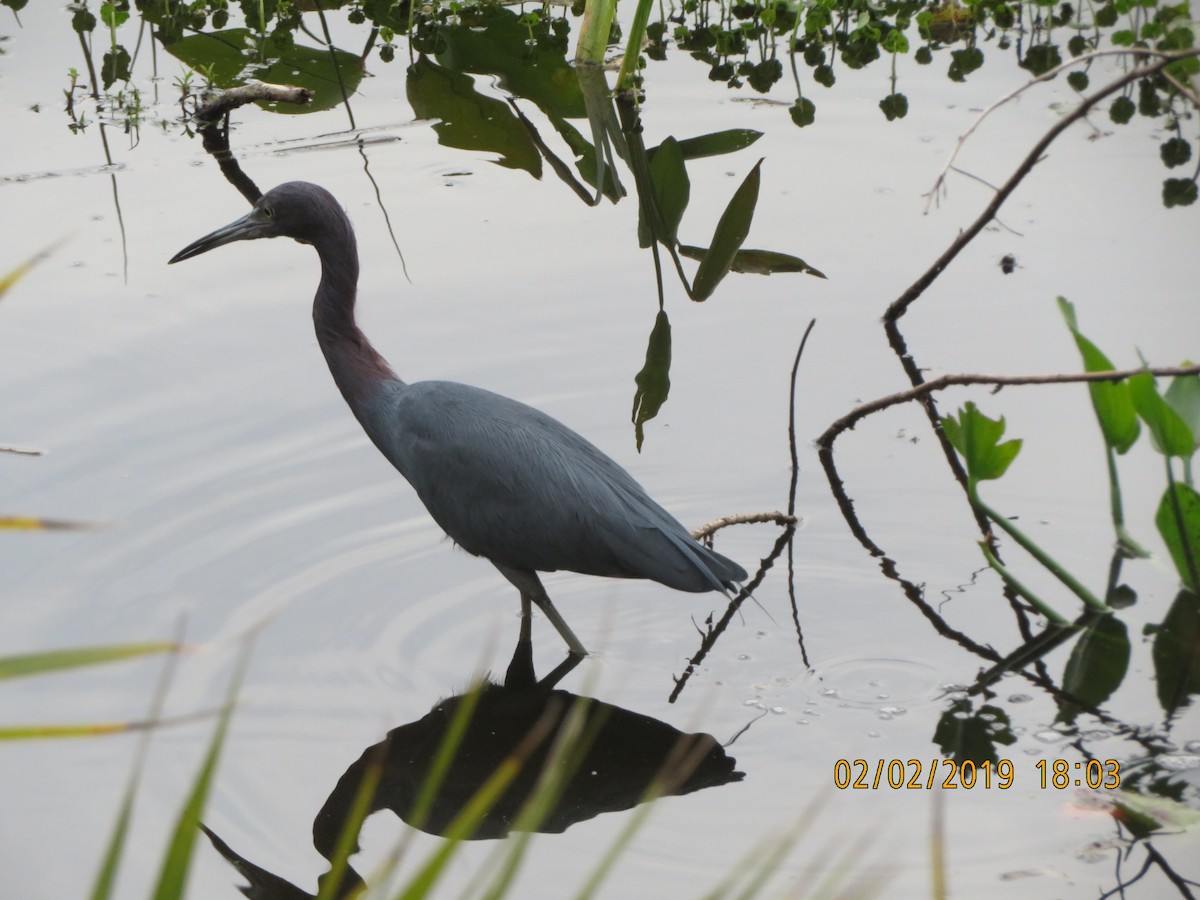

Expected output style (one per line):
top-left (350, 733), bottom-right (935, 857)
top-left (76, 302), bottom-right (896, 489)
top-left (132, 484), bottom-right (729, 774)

top-left (362, 381), bottom-right (745, 592)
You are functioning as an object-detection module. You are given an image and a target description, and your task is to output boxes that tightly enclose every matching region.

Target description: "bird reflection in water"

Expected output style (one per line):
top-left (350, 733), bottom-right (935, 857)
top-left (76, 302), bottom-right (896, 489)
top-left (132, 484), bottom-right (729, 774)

top-left (202, 635), bottom-right (744, 899)
top-left (170, 182), bottom-right (747, 658)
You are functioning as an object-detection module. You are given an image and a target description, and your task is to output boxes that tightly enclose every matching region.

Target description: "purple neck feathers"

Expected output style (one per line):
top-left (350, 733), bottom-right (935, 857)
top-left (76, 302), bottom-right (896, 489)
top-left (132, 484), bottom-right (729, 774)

top-left (310, 222), bottom-right (401, 412)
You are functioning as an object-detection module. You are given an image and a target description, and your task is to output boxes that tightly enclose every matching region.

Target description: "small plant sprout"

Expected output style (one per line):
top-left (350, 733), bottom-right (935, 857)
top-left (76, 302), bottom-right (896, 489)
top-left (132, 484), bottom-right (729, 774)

top-left (942, 402), bottom-right (1109, 623)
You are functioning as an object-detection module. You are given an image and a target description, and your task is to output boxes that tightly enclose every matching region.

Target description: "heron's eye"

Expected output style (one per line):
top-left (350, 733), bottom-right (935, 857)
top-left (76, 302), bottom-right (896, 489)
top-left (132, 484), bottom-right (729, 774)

top-left (262, 205), bottom-right (274, 218)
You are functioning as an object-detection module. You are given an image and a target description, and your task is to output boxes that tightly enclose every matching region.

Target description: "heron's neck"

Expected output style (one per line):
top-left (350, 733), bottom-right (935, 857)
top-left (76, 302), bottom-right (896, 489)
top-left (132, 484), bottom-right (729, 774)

top-left (312, 237), bottom-right (402, 411)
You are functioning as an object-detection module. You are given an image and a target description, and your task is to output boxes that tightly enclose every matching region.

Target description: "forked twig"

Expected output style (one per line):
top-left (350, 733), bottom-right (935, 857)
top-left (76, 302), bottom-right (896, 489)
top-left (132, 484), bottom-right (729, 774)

top-left (895, 49), bottom-right (1199, 323)
top-left (924, 48), bottom-right (1196, 213)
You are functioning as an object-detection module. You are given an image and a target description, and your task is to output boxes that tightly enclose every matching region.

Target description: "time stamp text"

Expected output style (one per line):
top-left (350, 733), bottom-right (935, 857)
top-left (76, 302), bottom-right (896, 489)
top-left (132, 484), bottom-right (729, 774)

top-left (833, 758), bottom-right (1122, 790)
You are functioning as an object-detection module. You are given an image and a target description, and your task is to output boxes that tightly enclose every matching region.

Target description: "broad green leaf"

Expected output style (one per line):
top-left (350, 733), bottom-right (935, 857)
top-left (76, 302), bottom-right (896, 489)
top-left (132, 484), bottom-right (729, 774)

top-left (632, 311), bottom-right (672, 452)
top-left (1156, 482), bottom-right (1200, 592)
top-left (432, 8), bottom-right (585, 117)
top-left (406, 56), bottom-right (541, 176)
top-left (99, 1), bottom-right (129, 28)
top-left (1058, 615), bottom-right (1130, 723)
top-left (879, 92), bottom-right (909, 120)
top-left (691, 159), bottom-right (763, 301)
top-left (942, 402), bottom-right (1023, 484)
top-left (102, 46), bottom-right (132, 89)
top-left (165, 29), bottom-right (364, 115)
top-left (1130, 371), bottom-right (1195, 457)
top-left (646, 137), bottom-right (689, 246)
top-left (0, 642), bottom-right (177, 681)
top-left (1164, 370), bottom-right (1200, 451)
top-left (1153, 590), bottom-right (1200, 715)
top-left (678, 245), bottom-right (826, 279)
top-left (1057, 297), bottom-right (1140, 453)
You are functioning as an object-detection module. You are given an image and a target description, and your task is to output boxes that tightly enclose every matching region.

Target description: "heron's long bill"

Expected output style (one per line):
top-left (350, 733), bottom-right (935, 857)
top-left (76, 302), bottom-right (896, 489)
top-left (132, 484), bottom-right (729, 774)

top-left (169, 209), bottom-right (273, 264)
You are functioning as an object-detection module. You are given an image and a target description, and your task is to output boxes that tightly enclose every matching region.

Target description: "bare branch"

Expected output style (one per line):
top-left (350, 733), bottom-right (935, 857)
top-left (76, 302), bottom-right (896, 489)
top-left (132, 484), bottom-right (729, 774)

top-left (691, 511), bottom-right (798, 541)
top-left (816, 363), bottom-right (1200, 452)
top-left (193, 81), bottom-right (313, 126)
top-left (924, 48), bottom-right (1190, 213)
top-left (895, 49), bottom-right (1200, 324)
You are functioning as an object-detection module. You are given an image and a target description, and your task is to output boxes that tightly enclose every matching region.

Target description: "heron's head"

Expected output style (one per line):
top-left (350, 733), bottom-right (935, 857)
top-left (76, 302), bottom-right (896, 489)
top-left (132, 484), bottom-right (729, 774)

top-left (169, 182), bottom-right (347, 264)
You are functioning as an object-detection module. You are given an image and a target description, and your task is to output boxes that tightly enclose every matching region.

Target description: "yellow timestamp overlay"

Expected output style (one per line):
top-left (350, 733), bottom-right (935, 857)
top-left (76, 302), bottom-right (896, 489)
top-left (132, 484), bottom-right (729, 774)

top-left (832, 758), bottom-right (1122, 790)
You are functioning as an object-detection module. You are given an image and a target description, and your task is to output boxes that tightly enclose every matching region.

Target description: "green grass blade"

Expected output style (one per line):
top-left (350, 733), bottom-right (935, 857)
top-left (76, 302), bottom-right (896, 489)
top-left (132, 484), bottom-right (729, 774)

top-left (0, 722), bottom-right (145, 740)
top-left (151, 638), bottom-right (254, 900)
top-left (407, 680), bottom-right (485, 832)
top-left (0, 242), bottom-right (62, 302)
top-left (316, 747), bottom-right (387, 900)
top-left (393, 751), bottom-right (527, 900)
top-left (0, 515), bottom-right (104, 531)
top-left (0, 641), bottom-right (179, 681)
top-left (91, 627), bottom-right (185, 900)
top-left (700, 794), bottom-right (830, 900)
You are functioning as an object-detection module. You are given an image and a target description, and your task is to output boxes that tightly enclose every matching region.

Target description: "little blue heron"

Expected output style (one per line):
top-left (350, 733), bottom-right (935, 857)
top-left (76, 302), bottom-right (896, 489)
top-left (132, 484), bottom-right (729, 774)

top-left (170, 182), bottom-right (746, 657)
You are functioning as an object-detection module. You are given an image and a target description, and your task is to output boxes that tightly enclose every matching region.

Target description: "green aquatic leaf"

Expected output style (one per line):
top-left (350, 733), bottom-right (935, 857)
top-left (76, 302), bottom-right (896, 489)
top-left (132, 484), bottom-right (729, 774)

top-left (678, 245), bottom-right (826, 278)
top-left (1153, 590), bottom-right (1200, 715)
top-left (668, 129), bottom-right (762, 160)
top-left (407, 56), bottom-right (541, 176)
top-left (1156, 483), bottom-right (1200, 592)
top-left (101, 46), bottom-right (132, 89)
top-left (1057, 297), bottom-right (1140, 454)
top-left (1163, 178), bottom-right (1199, 208)
top-left (1131, 371), bottom-right (1195, 457)
top-left (1164, 370), bottom-right (1200, 450)
top-left (942, 402), bottom-right (1023, 484)
top-left (1160, 137), bottom-right (1193, 169)
top-left (1058, 614), bottom-right (1130, 723)
top-left (646, 137), bottom-right (690, 246)
top-left (1110, 95), bottom-right (1136, 124)
top-left (790, 98), bottom-right (816, 127)
top-left (879, 92), bottom-right (909, 120)
top-left (933, 700), bottom-right (1016, 765)
top-left (165, 29), bottom-right (364, 115)
top-left (691, 159), bottom-right (763, 301)
top-left (632, 311), bottom-right (672, 452)
top-left (432, 8), bottom-right (584, 117)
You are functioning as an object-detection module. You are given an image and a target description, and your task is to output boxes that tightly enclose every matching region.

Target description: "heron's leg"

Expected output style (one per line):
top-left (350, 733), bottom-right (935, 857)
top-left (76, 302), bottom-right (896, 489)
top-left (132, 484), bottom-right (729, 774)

top-left (494, 565), bottom-right (589, 658)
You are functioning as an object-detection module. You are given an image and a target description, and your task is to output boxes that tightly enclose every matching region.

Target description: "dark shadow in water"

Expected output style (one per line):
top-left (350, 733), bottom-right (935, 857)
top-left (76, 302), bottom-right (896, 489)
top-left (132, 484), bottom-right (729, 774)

top-left (202, 634), bottom-right (744, 898)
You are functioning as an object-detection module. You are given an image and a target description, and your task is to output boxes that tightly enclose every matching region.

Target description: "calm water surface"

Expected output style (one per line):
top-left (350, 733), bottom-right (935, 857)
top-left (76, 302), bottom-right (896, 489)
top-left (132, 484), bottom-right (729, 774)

top-left (2, 2), bottom-right (1198, 897)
